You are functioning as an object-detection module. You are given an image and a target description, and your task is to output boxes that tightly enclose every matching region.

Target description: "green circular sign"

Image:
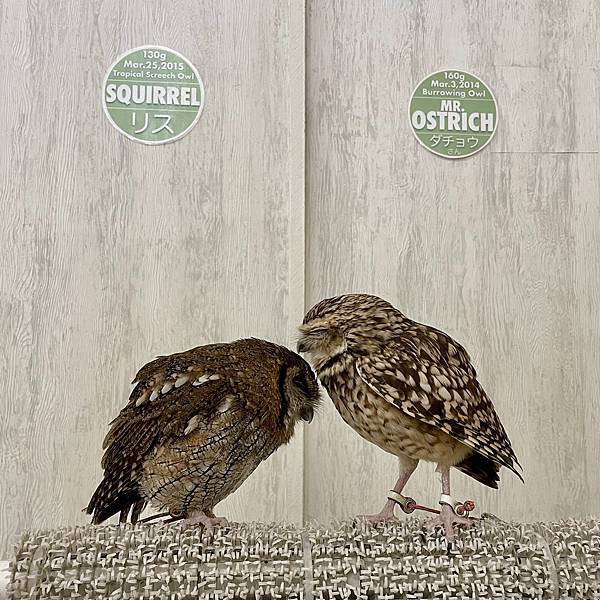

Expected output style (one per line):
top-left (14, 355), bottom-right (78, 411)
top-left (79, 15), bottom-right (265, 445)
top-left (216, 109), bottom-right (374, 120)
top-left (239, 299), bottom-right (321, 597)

top-left (409, 70), bottom-right (497, 159)
top-left (103, 46), bottom-right (204, 145)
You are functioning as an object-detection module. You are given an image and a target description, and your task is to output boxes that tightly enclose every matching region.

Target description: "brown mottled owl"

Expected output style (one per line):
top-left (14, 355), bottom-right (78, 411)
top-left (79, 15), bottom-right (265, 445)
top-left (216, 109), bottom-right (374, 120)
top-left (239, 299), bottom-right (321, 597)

top-left (298, 294), bottom-right (522, 540)
top-left (87, 338), bottom-right (320, 529)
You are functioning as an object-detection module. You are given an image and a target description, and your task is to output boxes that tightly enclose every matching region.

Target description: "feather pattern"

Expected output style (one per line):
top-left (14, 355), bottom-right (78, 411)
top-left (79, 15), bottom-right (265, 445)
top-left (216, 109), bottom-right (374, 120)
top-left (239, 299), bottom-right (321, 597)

top-left (354, 330), bottom-right (522, 479)
top-left (299, 293), bottom-right (522, 490)
top-left (87, 338), bottom-right (320, 524)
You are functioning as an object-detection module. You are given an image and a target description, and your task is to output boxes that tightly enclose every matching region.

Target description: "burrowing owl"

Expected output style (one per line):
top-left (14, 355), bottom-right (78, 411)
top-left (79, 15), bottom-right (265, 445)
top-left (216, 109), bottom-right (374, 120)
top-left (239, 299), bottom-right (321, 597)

top-left (87, 338), bottom-right (320, 529)
top-left (298, 294), bottom-right (522, 540)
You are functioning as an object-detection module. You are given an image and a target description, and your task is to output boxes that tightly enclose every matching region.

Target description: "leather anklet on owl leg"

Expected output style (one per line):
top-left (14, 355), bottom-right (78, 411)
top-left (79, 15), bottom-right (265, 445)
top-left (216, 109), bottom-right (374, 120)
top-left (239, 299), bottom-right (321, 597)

top-left (360, 461), bottom-right (417, 523)
top-left (426, 467), bottom-right (473, 541)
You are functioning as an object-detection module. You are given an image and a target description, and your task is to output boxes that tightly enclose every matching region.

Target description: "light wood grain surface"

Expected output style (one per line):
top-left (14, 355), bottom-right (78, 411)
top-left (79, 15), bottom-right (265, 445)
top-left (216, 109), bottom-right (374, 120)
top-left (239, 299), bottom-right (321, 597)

top-left (305, 0), bottom-right (600, 523)
top-left (0, 0), bottom-right (305, 558)
top-left (1, 0), bottom-right (599, 560)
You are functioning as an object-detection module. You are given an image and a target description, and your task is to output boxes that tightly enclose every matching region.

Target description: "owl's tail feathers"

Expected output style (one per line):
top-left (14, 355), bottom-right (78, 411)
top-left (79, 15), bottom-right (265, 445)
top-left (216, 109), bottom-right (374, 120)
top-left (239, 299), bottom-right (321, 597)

top-left (455, 452), bottom-right (501, 489)
top-left (85, 477), bottom-right (146, 525)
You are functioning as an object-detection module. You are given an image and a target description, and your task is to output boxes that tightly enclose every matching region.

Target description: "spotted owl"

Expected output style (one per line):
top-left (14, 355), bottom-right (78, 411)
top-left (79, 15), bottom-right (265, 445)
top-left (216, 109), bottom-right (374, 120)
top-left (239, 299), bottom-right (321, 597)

top-left (298, 294), bottom-right (522, 539)
top-left (87, 338), bottom-right (320, 529)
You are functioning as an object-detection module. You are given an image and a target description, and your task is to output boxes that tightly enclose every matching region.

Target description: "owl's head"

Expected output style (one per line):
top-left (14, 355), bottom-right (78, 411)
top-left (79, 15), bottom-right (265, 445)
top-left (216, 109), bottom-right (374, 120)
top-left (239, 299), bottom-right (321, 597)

top-left (297, 294), bottom-right (404, 370)
top-left (276, 348), bottom-right (322, 431)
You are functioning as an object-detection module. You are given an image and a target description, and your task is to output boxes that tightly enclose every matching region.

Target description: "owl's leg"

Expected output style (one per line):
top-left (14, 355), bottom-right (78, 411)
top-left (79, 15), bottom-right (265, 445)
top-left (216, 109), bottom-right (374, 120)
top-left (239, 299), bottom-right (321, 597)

top-left (180, 508), bottom-right (229, 531)
top-left (426, 467), bottom-right (473, 541)
top-left (360, 457), bottom-right (418, 523)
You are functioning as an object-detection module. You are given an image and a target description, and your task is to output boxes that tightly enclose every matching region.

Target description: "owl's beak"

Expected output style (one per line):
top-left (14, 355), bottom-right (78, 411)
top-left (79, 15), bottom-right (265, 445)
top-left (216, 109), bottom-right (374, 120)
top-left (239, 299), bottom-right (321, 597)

top-left (299, 405), bottom-right (314, 423)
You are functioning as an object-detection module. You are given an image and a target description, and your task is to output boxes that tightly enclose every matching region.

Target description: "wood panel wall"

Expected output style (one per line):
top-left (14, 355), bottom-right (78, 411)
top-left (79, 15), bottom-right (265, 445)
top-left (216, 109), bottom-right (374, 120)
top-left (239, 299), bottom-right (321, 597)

top-left (0, 0), bottom-right (305, 558)
top-left (305, 0), bottom-right (600, 523)
top-left (1, 0), bottom-right (598, 559)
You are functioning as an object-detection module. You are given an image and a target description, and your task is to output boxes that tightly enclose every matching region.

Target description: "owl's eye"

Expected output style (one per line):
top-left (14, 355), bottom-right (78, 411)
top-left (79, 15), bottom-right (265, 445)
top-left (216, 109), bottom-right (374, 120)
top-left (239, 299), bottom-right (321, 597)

top-left (310, 327), bottom-right (329, 337)
top-left (293, 373), bottom-right (310, 394)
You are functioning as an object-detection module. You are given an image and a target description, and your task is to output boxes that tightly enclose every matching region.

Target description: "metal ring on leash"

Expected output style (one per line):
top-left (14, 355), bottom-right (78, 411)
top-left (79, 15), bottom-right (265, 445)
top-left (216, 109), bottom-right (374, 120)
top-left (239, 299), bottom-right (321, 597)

top-left (387, 491), bottom-right (417, 514)
top-left (440, 494), bottom-right (475, 516)
top-left (388, 491), bottom-right (476, 517)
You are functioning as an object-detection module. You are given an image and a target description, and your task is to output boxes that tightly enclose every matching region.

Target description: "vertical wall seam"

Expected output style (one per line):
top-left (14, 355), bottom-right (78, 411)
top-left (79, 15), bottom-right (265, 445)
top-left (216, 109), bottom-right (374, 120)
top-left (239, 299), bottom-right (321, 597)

top-left (301, 0), bottom-right (309, 526)
top-left (287, 0), bottom-right (307, 523)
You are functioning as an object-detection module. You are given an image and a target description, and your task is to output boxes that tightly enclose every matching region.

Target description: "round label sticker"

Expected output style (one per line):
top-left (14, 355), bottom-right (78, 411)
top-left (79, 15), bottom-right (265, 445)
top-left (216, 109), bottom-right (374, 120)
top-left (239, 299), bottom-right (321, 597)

top-left (102, 46), bottom-right (204, 145)
top-left (409, 70), bottom-right (497, 158)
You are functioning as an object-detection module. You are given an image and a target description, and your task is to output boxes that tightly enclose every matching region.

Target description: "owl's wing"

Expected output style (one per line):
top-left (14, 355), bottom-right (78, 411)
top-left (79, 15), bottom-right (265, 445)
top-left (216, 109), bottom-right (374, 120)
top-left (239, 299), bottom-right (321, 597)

top-left (355, 327), bottom-right (522, 479)
top-left (102, 354), bottom-right (236, 468)
top-left (88, 350), bottom-right (236, 523)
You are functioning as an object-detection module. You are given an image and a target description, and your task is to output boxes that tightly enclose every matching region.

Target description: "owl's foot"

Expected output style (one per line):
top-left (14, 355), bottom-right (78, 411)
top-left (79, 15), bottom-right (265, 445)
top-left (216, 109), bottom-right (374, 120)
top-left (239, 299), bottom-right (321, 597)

top-left (359, 500), bottom-right (399, 524)
top-left (426, 503), bottom-right (473, 541)
top-left (180, 510), bottom-right (229, 532)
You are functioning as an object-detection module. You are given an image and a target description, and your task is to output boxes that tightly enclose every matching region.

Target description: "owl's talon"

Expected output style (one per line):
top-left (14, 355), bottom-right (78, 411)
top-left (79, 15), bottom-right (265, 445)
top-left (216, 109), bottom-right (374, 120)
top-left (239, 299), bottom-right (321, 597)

top-left (426, 503), bottom-right (473, 541)
top-left (179, 511), bottom-right (230, 531)
top-left (358, 508), bottom-right (400, 524)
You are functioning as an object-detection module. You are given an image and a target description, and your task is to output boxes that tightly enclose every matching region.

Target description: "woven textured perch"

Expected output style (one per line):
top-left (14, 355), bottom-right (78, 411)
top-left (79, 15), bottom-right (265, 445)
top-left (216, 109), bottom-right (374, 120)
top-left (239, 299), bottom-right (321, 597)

top-left (3, 517), bottom-right (600, 599)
